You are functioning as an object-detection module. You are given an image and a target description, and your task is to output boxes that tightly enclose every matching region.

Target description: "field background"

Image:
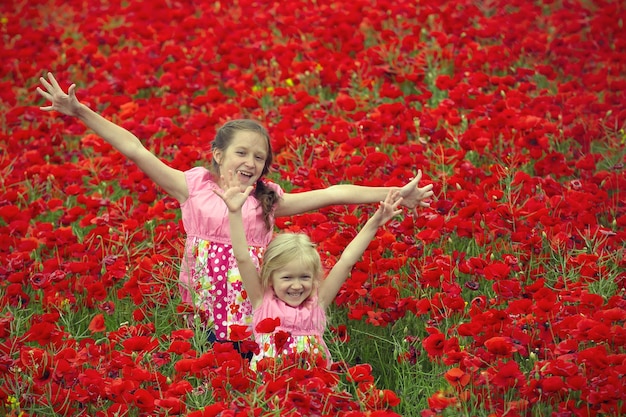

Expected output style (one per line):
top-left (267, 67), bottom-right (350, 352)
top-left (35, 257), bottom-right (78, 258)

top-left (1, 0), bottom-right (625, 416)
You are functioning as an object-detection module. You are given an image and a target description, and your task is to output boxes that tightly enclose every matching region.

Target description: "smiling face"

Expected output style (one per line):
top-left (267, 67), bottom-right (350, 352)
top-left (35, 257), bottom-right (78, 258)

top-left (213, 129), bottom-right (269, 188)
top-left (210, 119), bottom-right (273, 188)
top-left (270, 259), bottom-right (316, 307)
top-left (260, 233), bottom-right (322, 307)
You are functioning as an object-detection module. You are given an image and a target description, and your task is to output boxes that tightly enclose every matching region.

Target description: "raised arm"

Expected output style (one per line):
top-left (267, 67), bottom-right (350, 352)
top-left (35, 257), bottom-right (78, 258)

top-left (37, 72), bottom-right (188, 203)
top-left (274, 170), bottom-right (433, 217)
top-left (214, 175), bottom-right (265, 308)
top-left (317, 190), bottom-right (403, 309)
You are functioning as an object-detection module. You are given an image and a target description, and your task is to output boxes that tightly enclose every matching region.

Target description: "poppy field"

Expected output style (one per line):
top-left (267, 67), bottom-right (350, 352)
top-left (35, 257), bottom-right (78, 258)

top-left (1, 0), bottom-right (626, 416)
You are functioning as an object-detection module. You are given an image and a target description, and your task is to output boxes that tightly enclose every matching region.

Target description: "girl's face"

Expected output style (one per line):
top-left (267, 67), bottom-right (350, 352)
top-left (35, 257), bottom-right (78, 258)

top-left (270, 259), bottom-right (316, 307)
top-left (213, 130), bottom-right (269, 188)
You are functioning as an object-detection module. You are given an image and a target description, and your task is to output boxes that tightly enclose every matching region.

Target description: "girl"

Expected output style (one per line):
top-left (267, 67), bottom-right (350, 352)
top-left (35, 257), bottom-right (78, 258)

top-left (36, 72), bottom-right (433, 348)
top-left (217, 175), bottom-right (402, 369)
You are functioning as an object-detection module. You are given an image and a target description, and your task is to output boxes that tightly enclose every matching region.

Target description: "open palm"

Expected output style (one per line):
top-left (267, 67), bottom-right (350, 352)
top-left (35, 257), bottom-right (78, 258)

top-left (213, 171), bottom-right (253, 212)
top-left (37, 72), bottom-right (82, 116)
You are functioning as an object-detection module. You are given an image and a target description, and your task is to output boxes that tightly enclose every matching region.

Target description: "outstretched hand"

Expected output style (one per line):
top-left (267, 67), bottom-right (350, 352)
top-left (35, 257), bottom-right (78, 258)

top-left (373, 190), bottom-right (403, 227)
top-left (213, 171), bottom-right (254, 213)
top-left (37, 72), bottom-right (81, 117)
top-left (399, 169), bottom-right (434, 211)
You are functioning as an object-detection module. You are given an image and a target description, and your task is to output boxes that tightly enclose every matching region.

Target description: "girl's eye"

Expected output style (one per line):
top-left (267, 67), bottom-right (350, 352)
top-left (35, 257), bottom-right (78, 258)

top-left (255, 156), bottom-right (264, 161)
top-left (236, 151), bottom-right (245, 155)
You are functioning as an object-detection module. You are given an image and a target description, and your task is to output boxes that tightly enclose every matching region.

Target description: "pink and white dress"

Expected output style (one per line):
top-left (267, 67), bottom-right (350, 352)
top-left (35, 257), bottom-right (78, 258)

top-left (251, 291), bottom-right (331, 370)
top-left (179, 167), bottom-right (283, 341)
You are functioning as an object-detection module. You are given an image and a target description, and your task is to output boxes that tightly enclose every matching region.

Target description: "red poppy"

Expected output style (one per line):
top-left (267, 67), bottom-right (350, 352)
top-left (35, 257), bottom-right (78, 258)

top-left (228, 325), bottom-right (252, 342)
top-left (106, 379), bottom-right (137, 403)
top-left (192, 402), bottom-right (229, 417)
top-left (5, 283), bottom-right (30, 307)
top-left (132, 388), bottom-right (155, 412)
top-left (422, 330), bottom-right (446, 359)
top-left (25, 321), bottom-right (62, 346)
top-left (483, 261), bottom-right (511, 281)
top-left (274, 330), bottom-right (291, 352)
top-left (168, 340), bottom-right (192, 355)
top-left (132, 308), bottom-right (147, 321)
top-left (336, 93), bottom-right (357, 112)
top-left (370, 287), bottom-right (399, 309)
top-left (154, 397), bottom-right (185, 415)
top-left (484, 336), bottom-right (514, 357)
top-left (122, 336), bottom-right (158, 352)
top-left (444, 367), bottom-right (471, 388)
top-left (540, 376), bottom-right (564, 394)
top-left (88, 313), bottom-right (106, 333)
top-left (358, 382), bottom-right (402, 409)
top-left (346, 364), bottom-right (374, 384)
top-left (19, 347), bottom-right (53, 385)
top-left (329, 324), bottom-right (350, 343)
top-left (426, 391), bottom-right (458, 412)
top-left (255, 317), bottom-right (281, 333)
top-left (238, 339), bottom-right (260, 355)
top-left (490, 361), bottom-right (525, 390)
top-left (171, 329), bottom-right (195, 340)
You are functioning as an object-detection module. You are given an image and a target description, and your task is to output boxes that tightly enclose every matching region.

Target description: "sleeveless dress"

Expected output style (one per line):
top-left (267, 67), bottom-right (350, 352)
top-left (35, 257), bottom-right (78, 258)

top-left (251, 291), bottom-right (331, 370)
top-left (178, 167), bottom-right (283, 341)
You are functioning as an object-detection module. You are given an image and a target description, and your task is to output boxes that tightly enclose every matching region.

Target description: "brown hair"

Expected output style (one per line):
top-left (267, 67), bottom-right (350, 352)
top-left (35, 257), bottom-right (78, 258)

top-left (211, 119), bottom-right (280, 229)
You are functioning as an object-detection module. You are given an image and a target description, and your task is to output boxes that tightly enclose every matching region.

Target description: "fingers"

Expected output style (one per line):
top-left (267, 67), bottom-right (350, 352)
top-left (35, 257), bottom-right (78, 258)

top-left (214, 184), bottom-right (253, 214)
top-left (377, 191), bottom-right (402, 224)
top-left (405, 170), bottom-right (422, 189)
top-left (221, 170), bottom-right (243, 189)
top-left (419, 183), bottom-right (435, 208)
top-left (47, 72), bottom-right (61, 89)
top-left (36, 86), bottom-right (51, 101)
top-left (219, 171), bottom-right (254, 197)
top-left (39, 75), bottom-right (53, 92)
top-left (36, 83), bottom-right (54, 111)
top-left (392, 194), bottom-right (403, 209)
top-left (381, 192), bottom-right (402, 213)
top-left (242, 185), bottom-right (254, 199)
top-left (411, 170), bottom-right (422, 184)
top-left (38, 72), bottom-right (68, 110)
top-left (385, 189), bottom-right (403, 207)
top-left (377, 203), bottom-right (402, 224)
top-left (39, 72), bottom-right (71, 96)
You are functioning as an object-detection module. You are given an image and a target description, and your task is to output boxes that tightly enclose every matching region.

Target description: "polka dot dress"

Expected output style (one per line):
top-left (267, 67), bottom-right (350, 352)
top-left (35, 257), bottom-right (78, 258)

top-left (190, 238), bottom-right (262, 340)
top-left (177, 167), bottom-right (283, 342)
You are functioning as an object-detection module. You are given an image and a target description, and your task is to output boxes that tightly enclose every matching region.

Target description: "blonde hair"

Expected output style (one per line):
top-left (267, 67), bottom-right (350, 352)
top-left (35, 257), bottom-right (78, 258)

top-left (260, 233), bottom-right (322, 289)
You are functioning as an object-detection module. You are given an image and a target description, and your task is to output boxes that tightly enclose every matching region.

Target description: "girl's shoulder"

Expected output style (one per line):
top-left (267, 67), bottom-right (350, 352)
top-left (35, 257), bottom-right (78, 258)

top-left (184, 166), bottom-right (219, 192)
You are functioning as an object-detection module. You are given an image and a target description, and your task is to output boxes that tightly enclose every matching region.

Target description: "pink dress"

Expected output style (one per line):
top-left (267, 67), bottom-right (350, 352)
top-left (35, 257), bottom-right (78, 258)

top-left (179, 167), bottom-right (283, 341)
top-left (251, 291), bottom-right (331, 370)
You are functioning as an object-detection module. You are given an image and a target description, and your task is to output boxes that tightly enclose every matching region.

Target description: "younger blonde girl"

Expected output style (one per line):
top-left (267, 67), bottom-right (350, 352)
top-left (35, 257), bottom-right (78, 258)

top-left (216, 172), bottom-right (402, 369)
